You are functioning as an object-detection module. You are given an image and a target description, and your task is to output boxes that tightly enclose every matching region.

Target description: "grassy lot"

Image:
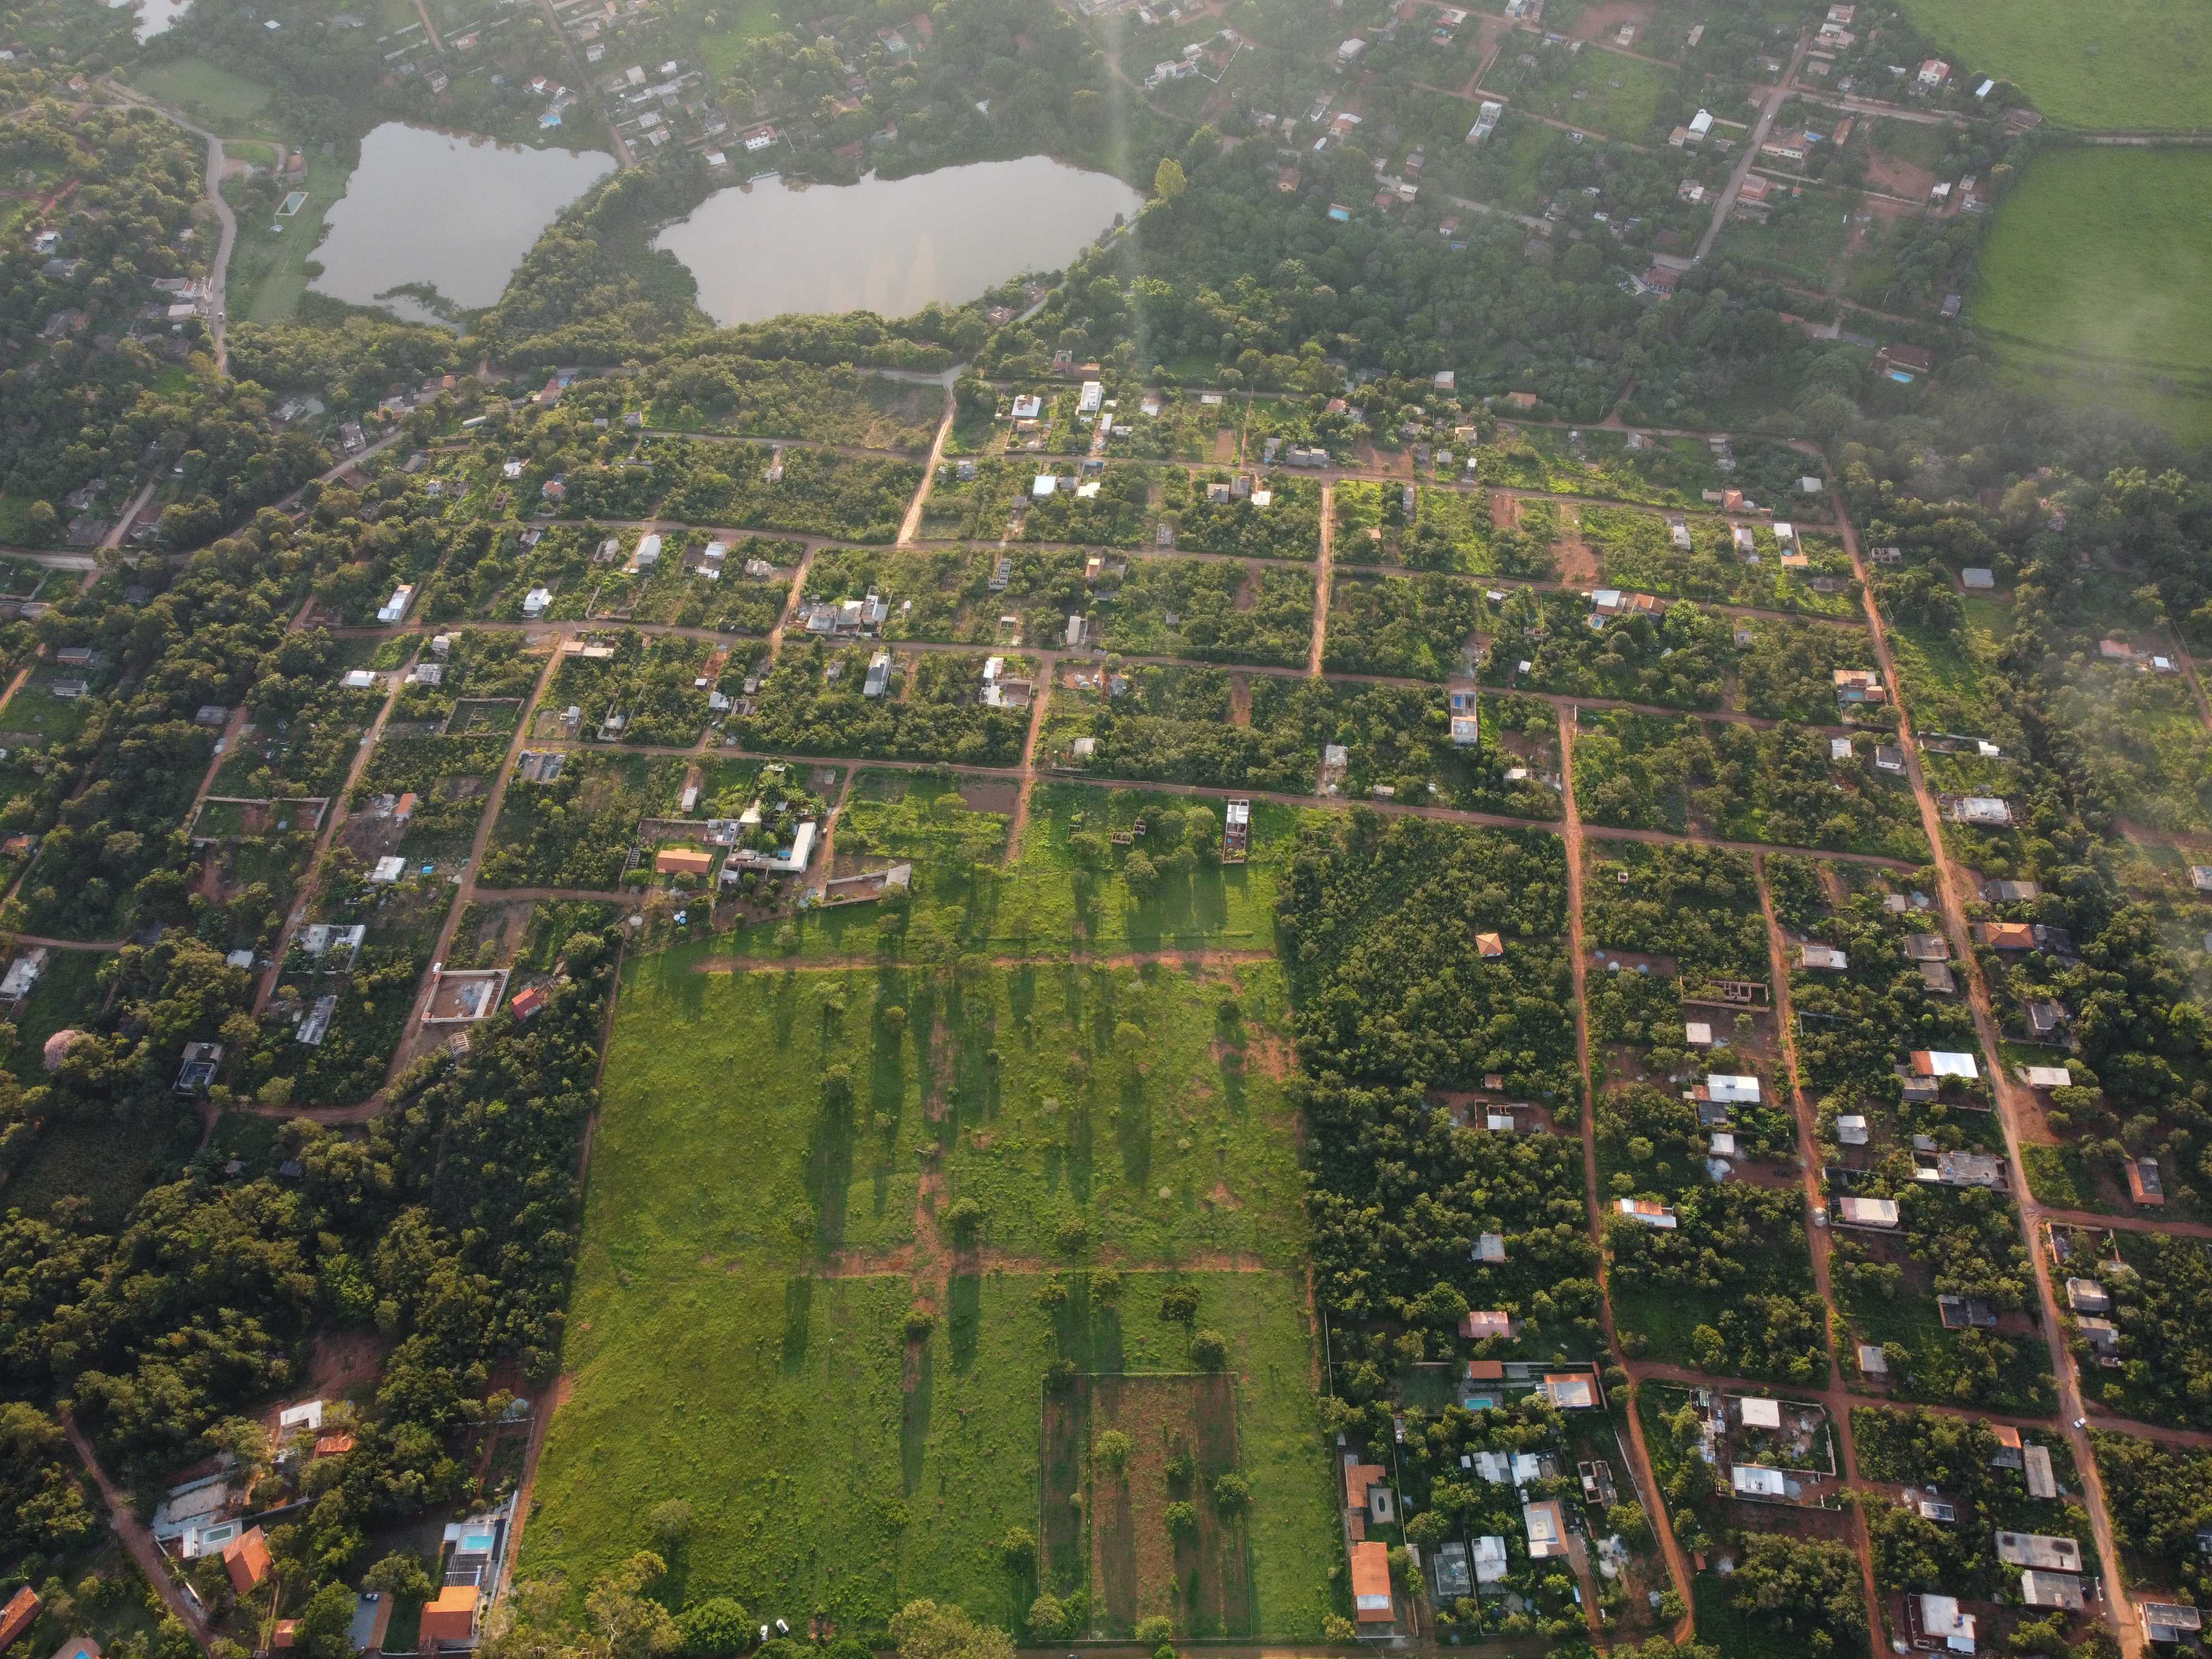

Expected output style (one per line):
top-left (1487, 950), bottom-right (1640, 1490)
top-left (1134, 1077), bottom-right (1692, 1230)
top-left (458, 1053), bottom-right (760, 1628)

top-left (713, 782), bottom-right (1295, 963)
top-left (237, 152), bottom-right (352, 323)
top-left (4, 948), bottom-right (113, 1082)
top-left (1896, 0), bottom-right (2212, 129)
top-left (128, 56), bottom-right (280, 137)
top-left (1974, 150), bottom-right (2212, 444)
top-left (1517, 45), bottom-right (1681, 141)
top-left (524, 956), bottom-right (1334, 1639)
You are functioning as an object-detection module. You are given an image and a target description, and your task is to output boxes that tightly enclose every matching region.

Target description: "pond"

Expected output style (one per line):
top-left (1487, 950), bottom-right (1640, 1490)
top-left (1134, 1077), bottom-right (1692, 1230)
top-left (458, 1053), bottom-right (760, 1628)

top-left (113, 0), bottom-right (191, 41)
top-left (656, 155), bottom-right (1143, 327)
top-left (310, 123), bottom-right (615, 325)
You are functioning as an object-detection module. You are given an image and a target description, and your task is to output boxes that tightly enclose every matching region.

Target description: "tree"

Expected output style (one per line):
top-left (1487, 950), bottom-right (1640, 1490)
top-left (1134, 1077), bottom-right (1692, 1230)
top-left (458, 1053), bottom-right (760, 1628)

top-left (1134, 1618), bottom-right (1174, 1646)
top-left (997, 1527), bottom-right (1036, 1572)
top-left (1211, 1472), bottom-right (1249, 1515)
top-left (1025, 1595), bottom-right (1065, 1639)
top-left (649, 1500), bottom-right (695, 1548)
top-left (1188, 1328), bottom-right (1227, 1369)
top-left (1730, 1534), bottom-right (1865, 1641)
top-left (584, 1553), bottom-right (681, 1659)
top-left (676, 1598), bottom-right (752, 1656)
top-left (298, 1583), bottom-right (359, 1659)
top-left (362, 1553), bottom-right (435, 1604)
top-left (1159, 1284), bottom-right (1200, 1325)
top-left (1095, 1430), bottom-right (1133, 1475)
top-left (889, 1600), bottom-right (1015, 1659)
top-left (1153, 158), bottom-right (1187, 202)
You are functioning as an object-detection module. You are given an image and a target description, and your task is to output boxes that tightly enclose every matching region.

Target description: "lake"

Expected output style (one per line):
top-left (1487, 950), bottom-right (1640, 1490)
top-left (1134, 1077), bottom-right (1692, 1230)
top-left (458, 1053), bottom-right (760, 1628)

top-left (656, 156), bottom-right (1143, 327)
top-left (310, 123), bottom-right (615, 325)
top-left (113, 0), bottom-right (191, 40)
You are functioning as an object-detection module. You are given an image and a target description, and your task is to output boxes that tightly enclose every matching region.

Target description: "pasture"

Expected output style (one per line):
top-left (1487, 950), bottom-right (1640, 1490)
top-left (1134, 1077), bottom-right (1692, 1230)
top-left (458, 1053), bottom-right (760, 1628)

top-left (1896, 0), bottom-right (2212, 129)
top-left (522, 953), bottom-right (1335, 1639)
top-left (1973, 149), bottom-right (2212, 443)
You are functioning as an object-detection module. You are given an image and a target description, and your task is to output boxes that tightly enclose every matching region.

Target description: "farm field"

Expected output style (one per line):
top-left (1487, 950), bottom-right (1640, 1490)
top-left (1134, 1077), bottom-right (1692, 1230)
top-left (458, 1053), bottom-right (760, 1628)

top-left (1974, 150), bottom-right (2212, 443)
top-left (524, 952), bottom-right (1335, 1640)
top-left (1895, 0), bottom-right (2212, 129)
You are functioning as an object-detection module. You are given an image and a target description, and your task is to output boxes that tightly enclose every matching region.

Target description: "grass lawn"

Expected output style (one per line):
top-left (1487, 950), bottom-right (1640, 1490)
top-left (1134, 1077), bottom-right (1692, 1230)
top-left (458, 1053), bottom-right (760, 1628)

top-left (5, 948), bottom-right (112, 1081)
top-left (524, 956), bottom-right (1334, 1639)
top-left (1896, 0), bottom-right (2212, 129)
top-left (238, 152), bottom-right (352, 323)
top-left (128, 56), bottom-right (280, 138)
top-left (1525, 45), bottom-right (1680, 141)
top-left (1974, 150), bottom-right (2212, 444)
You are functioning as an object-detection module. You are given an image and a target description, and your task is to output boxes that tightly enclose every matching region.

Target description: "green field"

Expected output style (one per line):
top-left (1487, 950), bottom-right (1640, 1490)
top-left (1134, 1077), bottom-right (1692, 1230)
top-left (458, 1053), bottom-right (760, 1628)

top-left (1974, 150), bottom-right (2212, 440)
top-left (127, 57), bottom-right (281, 138)
top-left (236, 152), bottom-right (353, 322)
top-left (524, 953), bottom-right (1335, 1639)
top-left (1896, 0), bottom-right (2212, 129)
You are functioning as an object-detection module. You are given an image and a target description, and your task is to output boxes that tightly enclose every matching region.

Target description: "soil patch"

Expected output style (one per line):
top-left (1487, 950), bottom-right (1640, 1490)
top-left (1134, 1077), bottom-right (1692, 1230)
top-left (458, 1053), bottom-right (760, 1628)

top-left (1228, 673), bottom-right (1252, 727)
top-left (956, 775), bottom-right (1021, 816)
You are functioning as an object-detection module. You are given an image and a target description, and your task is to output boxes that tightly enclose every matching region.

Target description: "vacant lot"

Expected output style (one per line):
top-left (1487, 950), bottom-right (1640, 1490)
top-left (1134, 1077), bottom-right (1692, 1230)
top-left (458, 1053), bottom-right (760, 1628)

top-left (1896, 0), bottom-right (2212, 129)
top-left (525, 956), bottom-right (1334, 1640)
top-left (128, 57), bottom-right (280, 136)
top-left (1975, 150), bottom-right (2212, 440)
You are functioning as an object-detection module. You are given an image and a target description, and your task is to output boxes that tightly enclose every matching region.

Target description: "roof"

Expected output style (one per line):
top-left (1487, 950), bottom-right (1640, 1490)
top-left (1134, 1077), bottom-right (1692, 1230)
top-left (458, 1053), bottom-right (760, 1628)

top-left (1911, 1050), bottom-right (1978, 1079)
top-left (1348, 1540), bottom-right (1394, 1621)
top-left (1542, 1373), bottom-right (1595, 1409)
top-left (1837, 1195), bottom-right (1899, 1228)
top-left (223, 1526), bottom-right (272, 1593)
top-left (1, 1589), bottom-right (41, 1651)
top-left (1522, 1498), bottom-right (1568, 1557)
top-left (1739, 1397), bottom-right (1782, 1428)
top-left (1996, 1531), bottom-right (2082, 1571)
top-left (1475, 931), bottom-right (1505, 957)
top-left (2020, 1571), bottom-right (2086, 1610)
top-left (1731, 1464), bottom-right (1788, 1496)
top-left (2023, 1444), bottom-right (2057, 1499)
top-left (655, 846), bottom-right (714, 876)
top-left (1617, 1197), bottom-right (1677, 1228)
top-left (420, 1585), bottom-right (481, 1645)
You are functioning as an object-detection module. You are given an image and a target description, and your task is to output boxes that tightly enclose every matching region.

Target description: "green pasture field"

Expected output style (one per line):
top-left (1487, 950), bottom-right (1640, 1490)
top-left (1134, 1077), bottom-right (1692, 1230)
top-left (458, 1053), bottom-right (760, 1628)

top-left (237, 152), bottom-right (352, 324)
top-left (1896, 0), bottom-right (2212, 129)
top-left (714, 780), bottom-right (1295, 963)
top-left (128, 58), bottom-right (281, 138)
top-left (1516, 44), bottom-right (1680, 141)
top-left (523, 956), bottom-right (1335, 1639)
top-left (1974, 150), bottom-right (2212, 444)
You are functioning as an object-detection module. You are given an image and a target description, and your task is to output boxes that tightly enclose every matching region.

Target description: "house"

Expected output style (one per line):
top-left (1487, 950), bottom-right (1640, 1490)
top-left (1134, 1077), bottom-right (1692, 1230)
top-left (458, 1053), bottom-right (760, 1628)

top-left (224, 1526), bottom-right (273, 1593)
top-left (2020, 1572), bottom-right (2086, 1611)
top-left (2023, 1444), bottom-right (2057, 1499)
top-left (1523, 1499), bottom-right (1568, 1559)
top-left (655, 846), bottom-right (714, 878)
top-left (0, 947), bottom-right (48, 1005)
top-left (1471, 1535), bottom-right (1509, 1585)
top-left (1700, 1074), bottom-right (1761, 1105)
top-left (1800, 943), bottom-right (1848, 971)
top-left (1917, 58), bottom-right (1951, 88)
top-left (1961, 567), bottom-right (1995, 590)
top-left (1905, 933), bottom-right (1950, 963)
top-left (175, 1041), bottom-right (223, 1095)
top-left (1836, 1114), bottom-right (1869, 1145)
top-left (1911, 1050), bottom-right (1979, 1080)
top-left (2023, 998), bottom-right (2068, 1039)
top-left (1833, 667), bottom-right (1886, 707)
top-left (1876, 342), bottom-right (1936, 382)
top-left (509, 984), bottom-right (547, 1021)
top-left (1938, 1294), bottom-right (1999, 1330)
top-left (1836, 1196), bottom-right (1899, 1229)
top-left (2125, 1156), bottom-right (2165, 1207)
top-left (1857, 1343), bottom-right (1889, 1376)
top-left (864, 651), bottom-right (891, 698)
top-left (2141, 1603), bottom-right (2203, 1644)
top-left (1920, 962), bottom-right (1958, 995)
top-left (377, 585), bottom-right (415, 624)
top-left (1996, 1532), bottom-right (2083, 1572)
top-left (419, 1585), bottom-right (480, 1647)
top-left (1976, 921), bottom-right (2036, 951)
top-left (1349, 1540), bottom-right (1393, 1623)
top-left (2023, 1065), bottom-right (2073, 1089)
top-left (0, 1590), bottom-right (40, 1652)
top-left (370, 855), bottom-right (407, 885)
top-left (1460, 1310), bottom-right (1515, 1340)
top-left (1543, 1372), bottom-right (1596, 1409)
top-left (1616, 1197), bottom-right (1677, 1229)
top-left (2190, 865), bottom-right (2212, 894)
top-left (1476, 932), bottom-right (1505, 959)
top-left (2066, 1277), bottom-right (2110, 1314)
top-left (1733, 1464), bottom-right (1788, 1498)
top-left (522, 587), bottom-right (553, 618)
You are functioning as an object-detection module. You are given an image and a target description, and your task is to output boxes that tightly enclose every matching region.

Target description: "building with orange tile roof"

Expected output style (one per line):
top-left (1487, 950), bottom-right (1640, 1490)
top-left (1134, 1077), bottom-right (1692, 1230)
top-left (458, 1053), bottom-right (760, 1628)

top-left (223, 1527), bottom-right (272, 1595)
top-left (1349, 1540), bottom-right (1394, 1623)
top-left (0, 1588), bottom-right (42, 1651)
top-left (419, 1586), bottom-right (479, 1648)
